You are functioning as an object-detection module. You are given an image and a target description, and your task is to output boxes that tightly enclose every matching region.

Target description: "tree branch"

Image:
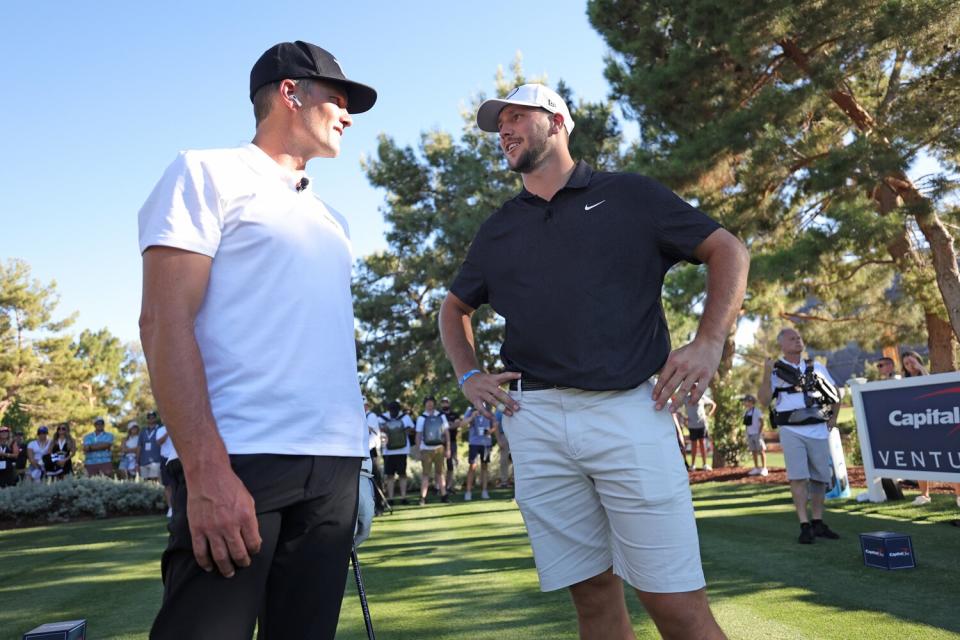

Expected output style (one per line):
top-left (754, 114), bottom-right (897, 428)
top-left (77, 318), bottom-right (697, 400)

top-left (824, 259), bottom-right (896, 286)
top-left (780, 311), bottom-right (905, 328)
top-left (877, 47), bottom-right (906, 123)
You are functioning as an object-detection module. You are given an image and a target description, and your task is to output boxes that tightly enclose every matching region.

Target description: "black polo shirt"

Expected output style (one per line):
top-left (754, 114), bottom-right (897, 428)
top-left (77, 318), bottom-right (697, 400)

top-left (450, 161), bottom-right (722, 390)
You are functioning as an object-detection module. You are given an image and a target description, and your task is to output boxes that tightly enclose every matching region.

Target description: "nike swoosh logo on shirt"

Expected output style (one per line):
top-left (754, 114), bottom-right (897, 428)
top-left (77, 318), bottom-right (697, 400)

top-left (584, 200), bottom-right (606, 211)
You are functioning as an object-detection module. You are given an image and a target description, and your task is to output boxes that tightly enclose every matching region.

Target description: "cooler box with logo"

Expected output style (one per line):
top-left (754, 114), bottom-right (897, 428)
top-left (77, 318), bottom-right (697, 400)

top-left (23, 619), bottom-right (86, 640)
top-left (859, 531), bottom-right (916, 570)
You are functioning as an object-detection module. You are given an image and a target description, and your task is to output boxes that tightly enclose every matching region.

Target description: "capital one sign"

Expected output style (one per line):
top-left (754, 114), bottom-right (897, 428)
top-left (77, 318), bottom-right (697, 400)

top-left (851, 372), bottom-right (960, 502)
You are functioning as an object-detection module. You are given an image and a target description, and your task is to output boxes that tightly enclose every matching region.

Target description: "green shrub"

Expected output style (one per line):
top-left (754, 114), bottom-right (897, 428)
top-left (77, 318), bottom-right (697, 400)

top-left (0, 477), bottom-right (166, 525)
top-left (710, 372), bottom-right (747, 467)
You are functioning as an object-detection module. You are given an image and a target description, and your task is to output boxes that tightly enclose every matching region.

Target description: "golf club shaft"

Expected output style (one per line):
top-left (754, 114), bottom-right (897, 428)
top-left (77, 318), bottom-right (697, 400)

top-left (351, 547), bottom-right (375, 640)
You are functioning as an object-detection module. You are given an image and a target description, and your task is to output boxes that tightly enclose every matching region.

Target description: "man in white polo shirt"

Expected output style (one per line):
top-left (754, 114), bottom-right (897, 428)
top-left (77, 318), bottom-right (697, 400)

top-left (139, 40), bottom-right (376, 639)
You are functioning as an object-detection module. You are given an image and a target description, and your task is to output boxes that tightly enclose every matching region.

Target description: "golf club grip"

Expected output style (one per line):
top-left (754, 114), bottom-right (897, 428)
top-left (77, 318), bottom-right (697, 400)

top-left (352, 548), bottom-right (376, 640)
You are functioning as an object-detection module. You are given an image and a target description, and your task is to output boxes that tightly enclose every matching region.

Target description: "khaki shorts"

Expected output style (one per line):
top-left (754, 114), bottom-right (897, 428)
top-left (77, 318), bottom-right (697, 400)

top-left (505, 382), bottom-right (705, 593)
top-left (420, 447), bottom-right (445, 479)
top-left (140, 461), bottom-right (162, 480)
top-left (746, 433), bottom-right (766, 453)
top-left (779, 428), bottom-right (831, 483)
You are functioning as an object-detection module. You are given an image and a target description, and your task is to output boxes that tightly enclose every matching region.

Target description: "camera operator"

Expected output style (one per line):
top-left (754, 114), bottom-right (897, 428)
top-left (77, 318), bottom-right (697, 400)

top-left (758, 328), bottom-right (841, 544)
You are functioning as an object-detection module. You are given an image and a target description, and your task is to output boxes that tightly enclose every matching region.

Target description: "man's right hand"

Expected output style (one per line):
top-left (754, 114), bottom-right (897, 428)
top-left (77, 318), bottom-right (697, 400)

top-left (462, 371), bottom-right (521, 419)
top-left (185, 465), bottom-right (262, 578)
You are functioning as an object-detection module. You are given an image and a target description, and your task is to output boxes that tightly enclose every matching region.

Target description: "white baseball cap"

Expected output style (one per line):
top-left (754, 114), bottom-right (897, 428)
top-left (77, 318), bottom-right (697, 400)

top-left (476, 83), bottom-right (575, 135)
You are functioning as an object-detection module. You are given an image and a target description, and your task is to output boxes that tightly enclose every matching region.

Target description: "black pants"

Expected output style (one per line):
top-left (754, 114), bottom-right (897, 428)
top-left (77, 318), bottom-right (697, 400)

top-left (150, 454), bottom-right (361, 640)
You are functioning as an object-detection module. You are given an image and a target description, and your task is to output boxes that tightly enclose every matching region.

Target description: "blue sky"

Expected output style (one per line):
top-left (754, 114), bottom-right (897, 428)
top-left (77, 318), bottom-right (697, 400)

top-left (0, 0), bottom-right (618, 343)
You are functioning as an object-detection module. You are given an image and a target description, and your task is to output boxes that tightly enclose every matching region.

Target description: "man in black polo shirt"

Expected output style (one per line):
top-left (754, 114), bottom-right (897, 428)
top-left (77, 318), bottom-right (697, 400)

top-left (439, 84), bottom-right (749, 640)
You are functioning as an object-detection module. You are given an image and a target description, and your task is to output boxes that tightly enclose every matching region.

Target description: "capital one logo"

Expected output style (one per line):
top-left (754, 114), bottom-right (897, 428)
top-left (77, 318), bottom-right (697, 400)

top-left (886, 386), bottom-right (960, 437)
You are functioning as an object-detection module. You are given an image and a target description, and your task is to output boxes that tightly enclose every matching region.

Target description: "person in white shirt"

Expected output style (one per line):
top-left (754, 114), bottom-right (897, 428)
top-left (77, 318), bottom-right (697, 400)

top-left (26, 425), bottom-right (51, 482)
top-left (415, 396), bottom-right (451, 505)
top-left (759, 328), bottom-right (841, 544)
top-left (741, 395), bottom-right (767, 476)
top-left (380, 401), bottom-right (415, 505)
top-left (139, 40), bottom-right (377, 640)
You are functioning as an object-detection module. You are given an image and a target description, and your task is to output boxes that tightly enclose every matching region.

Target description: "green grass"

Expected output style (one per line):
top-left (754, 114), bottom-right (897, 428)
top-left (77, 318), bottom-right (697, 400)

top-left (2, 483), bottom-right (958, 639)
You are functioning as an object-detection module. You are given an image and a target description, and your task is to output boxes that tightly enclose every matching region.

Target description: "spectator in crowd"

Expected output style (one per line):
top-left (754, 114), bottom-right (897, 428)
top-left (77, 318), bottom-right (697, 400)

top-left (138, 411), bottom-right (163, 483)
top-left (494, 408), bottom-right (513, 489)
top-left (415, 396), bottom-right (450, 505)
top-left (119, 422), bottom-right (141, 480)
top-left (45, 422), bottom-right (75, 480)
top-left (686, 394), bottom-right (716, 471)
top-left (26, 425), bottom-right (50, 482)
top-left (155, 420), bottom-right (176, 517)
top-left (13, 430), bottom-right (28, 482)
top-left (363, 398), bottom-right (385, 513)
top-left (462, 405), bottom-right (497, 500)
top-left (874, 356), bottom-right (899, 380)
top-left (901, 350), bottom-right (929, 378)
top-left (759, 328), bottom-right (841, 544)
top-left (440, 396), bottom-right (461, 493)
top-left (668, 394), bottom-right (691, 469)
top-left (381, 400), bottom-right (415, 505)
top-left (742, 395), bottom-right (768, 476)
top-left (83, 416), bottom-right (115, 477)
top-left (902, 351), bottom-right (960, 507)
top-left (0, 426), bottom-right (20, 487)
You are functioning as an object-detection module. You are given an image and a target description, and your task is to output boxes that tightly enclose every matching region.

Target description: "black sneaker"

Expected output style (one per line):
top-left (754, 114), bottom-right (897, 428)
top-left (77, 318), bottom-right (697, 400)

top-left (798, 523), bottom-right (815, 544)
top-left (441, 494), bottom-right (450, 503)
top-left (812, 521), bottom-right (840, 539)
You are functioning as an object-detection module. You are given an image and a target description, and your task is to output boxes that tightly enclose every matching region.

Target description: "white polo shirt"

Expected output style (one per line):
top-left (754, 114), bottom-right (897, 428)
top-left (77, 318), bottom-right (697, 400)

top-left (138, 144), bottom-right (366, 459)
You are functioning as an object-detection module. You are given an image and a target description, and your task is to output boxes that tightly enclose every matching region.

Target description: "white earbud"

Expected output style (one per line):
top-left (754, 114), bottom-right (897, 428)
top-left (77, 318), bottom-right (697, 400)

top-left (290, 95), bottom-right (303, 108)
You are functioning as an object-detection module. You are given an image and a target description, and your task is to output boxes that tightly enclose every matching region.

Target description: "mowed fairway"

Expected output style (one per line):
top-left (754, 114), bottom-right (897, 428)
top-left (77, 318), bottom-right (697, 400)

top-left (2, 483), bottom-right (958, 639)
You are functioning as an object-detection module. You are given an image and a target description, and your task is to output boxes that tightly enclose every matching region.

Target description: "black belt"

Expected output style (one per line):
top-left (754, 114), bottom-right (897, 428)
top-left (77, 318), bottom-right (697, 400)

top-left (508, 375), bottom-right (563, 391)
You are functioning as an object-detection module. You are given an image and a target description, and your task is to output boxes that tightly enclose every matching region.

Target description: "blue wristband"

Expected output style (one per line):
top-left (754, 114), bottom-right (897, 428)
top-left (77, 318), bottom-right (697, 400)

top-left (458, 369), bottom-right (482, 388)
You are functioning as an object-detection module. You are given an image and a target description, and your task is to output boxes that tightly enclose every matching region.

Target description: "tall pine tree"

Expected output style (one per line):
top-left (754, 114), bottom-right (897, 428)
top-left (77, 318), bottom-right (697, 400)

top-left (589, 0), bottom-right (960, 370)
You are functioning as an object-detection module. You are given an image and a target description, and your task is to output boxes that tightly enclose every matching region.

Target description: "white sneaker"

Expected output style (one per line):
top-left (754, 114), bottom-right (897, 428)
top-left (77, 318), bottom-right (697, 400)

top-left (760, 468), bottom-right (769, 477)
top-left (481, 490), bottom-right (490, 500)
top-left (912, 495), bottom-right (931, 506)
top-left (703, 464), bottom-right (712, 471)
top-left (166, 507), bottom-right (173, 518)
top-left (747, 468), bottom-right (761, 476)
top-left (464, 491), bottom-right (472, 501)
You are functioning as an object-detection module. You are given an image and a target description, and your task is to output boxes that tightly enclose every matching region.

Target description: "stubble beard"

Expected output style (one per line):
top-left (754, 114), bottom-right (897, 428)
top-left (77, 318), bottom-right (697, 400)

top-left (507, 127), bottom-right (549, 175)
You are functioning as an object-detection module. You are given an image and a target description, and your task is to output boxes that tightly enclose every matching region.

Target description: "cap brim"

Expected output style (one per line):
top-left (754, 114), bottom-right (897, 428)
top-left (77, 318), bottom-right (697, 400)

top-left (476, 98), bottom-right (542, 132)
top-left (341, 80), bottom-right (377, 114)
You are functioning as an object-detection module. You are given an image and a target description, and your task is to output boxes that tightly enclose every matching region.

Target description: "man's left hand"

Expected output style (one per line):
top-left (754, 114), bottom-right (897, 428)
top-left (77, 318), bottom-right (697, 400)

top-left (652, 338), bottom-right (725, 410)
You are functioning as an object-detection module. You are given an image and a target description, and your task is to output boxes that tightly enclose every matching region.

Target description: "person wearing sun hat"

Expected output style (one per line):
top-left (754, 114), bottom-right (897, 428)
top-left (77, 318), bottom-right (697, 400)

top-left (441, 82), bottom-right (748, 638)
top-left (140, 40), bottom-right (377, 639)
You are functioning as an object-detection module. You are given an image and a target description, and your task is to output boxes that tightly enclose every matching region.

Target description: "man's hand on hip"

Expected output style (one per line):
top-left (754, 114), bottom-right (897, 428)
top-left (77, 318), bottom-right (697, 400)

top-left (462, 372), bottom-right (521, 419)
top-left (185, 464), bottom-right (262, 578)
top-left (653, 338), bottom-right (725, 410)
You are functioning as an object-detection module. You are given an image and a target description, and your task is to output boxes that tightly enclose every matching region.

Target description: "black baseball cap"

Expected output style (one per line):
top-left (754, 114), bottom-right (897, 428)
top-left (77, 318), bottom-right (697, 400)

top-left (249, 41), bottom-right (377, 114)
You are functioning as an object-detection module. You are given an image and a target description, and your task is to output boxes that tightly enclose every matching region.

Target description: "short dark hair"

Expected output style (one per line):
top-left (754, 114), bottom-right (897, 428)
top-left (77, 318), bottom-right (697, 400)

top-left (423, 396), bottom-right (436, 405)
top-left (253, 78), bottom-right (317, 127)
top-left (876, 357), bottom-right (895, 366)
top-left (253, 81), bottom-right (281, 126)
